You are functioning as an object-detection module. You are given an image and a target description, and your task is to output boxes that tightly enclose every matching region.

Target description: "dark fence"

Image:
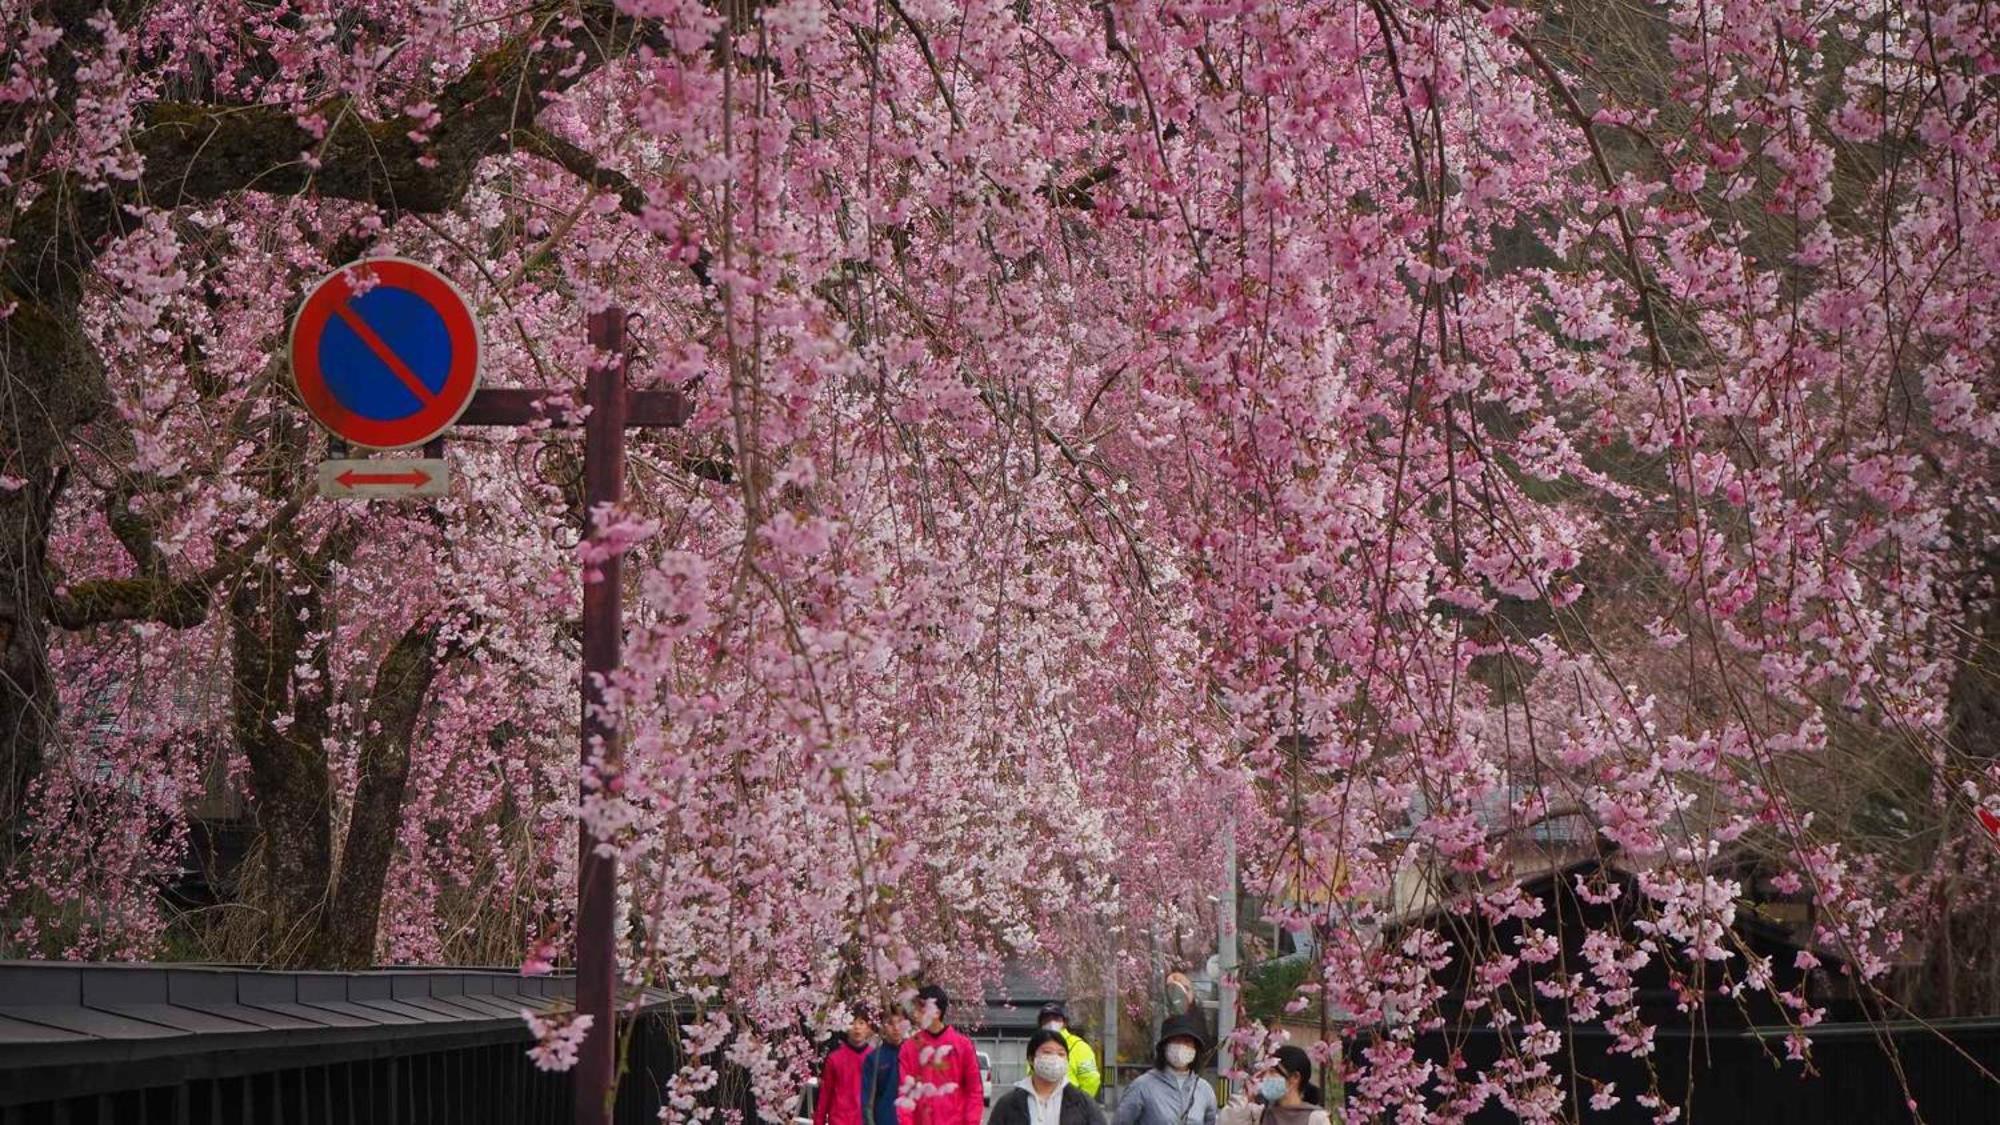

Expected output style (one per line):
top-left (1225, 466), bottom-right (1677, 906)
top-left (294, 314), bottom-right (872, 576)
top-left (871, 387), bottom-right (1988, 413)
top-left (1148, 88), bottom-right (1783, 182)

top-left (1395, 1017), bottom-right (2000, 1123)
top-left (1100, 1018), bottom-right (2000, 1122)
top-left (0, 962), bottom-right (683, 1125)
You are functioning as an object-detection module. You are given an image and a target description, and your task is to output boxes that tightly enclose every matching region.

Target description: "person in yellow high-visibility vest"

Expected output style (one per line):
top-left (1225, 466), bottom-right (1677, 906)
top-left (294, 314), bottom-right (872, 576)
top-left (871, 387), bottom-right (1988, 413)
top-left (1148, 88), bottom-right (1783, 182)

top-left (1036, 1004), bottom-right (1101, 1097)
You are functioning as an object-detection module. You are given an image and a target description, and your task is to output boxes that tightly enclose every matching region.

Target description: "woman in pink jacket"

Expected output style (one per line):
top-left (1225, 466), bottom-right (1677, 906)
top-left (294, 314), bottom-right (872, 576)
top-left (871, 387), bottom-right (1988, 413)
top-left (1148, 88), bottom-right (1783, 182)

top-left (898, 985), bottom-right (984, 1125)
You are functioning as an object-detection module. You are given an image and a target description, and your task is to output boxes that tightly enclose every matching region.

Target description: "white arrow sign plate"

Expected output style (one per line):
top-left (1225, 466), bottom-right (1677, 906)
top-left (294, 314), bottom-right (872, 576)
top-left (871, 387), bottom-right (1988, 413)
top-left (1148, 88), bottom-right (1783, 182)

top-left (317, 458), bottom-right (450, 499)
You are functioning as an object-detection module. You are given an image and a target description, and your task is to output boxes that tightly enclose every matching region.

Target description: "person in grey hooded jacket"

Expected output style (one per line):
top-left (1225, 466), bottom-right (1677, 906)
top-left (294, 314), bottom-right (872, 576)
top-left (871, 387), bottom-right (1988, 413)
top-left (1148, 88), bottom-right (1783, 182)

top-left (1110, 1014), bottom-right (1218, 1125)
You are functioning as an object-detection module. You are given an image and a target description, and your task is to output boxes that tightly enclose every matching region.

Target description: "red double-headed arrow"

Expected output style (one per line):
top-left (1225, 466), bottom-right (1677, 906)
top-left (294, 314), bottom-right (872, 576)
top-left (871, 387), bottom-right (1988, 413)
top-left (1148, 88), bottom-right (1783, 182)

top-left (317, 457), bottom-right (446, 500)
top-left (337, 467), bottom-right (431, 488)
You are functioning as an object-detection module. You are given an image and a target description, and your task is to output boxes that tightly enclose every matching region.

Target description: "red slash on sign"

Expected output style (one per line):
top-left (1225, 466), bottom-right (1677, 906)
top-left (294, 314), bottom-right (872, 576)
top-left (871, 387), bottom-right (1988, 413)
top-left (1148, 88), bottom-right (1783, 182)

top-left (331, 304), bottom-right (443, 407)
top-left (316, 457), bottom-right (449, 500)
top-left (1977, 805), bottom-right (2000, 842)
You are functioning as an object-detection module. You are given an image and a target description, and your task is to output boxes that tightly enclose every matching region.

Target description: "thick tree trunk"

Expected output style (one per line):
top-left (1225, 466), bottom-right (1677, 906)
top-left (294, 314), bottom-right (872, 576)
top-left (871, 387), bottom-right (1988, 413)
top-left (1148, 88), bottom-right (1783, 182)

top-left (228, 518), bottom-right (449, 968)
top-left (230, 551), bottom-right (337, 967)
top-left (1939, 541), bottom-right (2000, 1015)
top-left (322, 623), bottom-right (442, 969)
top-left (0, 306), bottom-right (110, 843)
top-left (1904, 536), bottom-right (2000, 1017)
top-left (1949, 542), bottom-right (2000, 760)
top-left (0, 7), bottom-right (138, 838)
top-left (0, 472), bottom-right (57, 842)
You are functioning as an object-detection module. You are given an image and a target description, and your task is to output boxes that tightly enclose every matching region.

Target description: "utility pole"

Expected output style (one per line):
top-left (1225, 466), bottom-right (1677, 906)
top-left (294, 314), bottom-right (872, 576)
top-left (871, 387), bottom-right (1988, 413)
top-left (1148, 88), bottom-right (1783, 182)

top-left (1102, 877), bottom-right (1120, 1104)
top-left (1216, 813), bottom-right (1238, 1093)
top-left (455, 308), bottom-right (691, 1125)
top-left (573, 311), bottom-right (627, 1125)
top-left (1102, 971), bottom-right (1119, 1101)
top-left (1149, 928), bottom-right (1164, 1051)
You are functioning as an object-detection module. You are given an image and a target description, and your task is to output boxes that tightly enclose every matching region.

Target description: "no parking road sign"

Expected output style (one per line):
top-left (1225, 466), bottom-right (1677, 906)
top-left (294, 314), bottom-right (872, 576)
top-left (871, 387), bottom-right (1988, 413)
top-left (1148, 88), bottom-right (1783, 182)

top-left (290, 257), bottom-right (481, 450)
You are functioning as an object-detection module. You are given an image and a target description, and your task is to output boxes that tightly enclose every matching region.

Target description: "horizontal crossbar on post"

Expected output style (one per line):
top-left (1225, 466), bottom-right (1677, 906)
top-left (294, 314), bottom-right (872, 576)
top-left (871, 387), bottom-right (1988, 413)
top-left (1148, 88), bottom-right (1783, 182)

top-left (457, 387), bottom-right (692, 429)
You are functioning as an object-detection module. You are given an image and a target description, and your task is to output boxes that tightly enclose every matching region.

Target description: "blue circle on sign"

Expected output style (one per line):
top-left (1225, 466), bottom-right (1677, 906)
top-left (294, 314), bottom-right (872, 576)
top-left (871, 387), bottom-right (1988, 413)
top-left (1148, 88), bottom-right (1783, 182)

top-left (318, 286), bottom-right (452, 421)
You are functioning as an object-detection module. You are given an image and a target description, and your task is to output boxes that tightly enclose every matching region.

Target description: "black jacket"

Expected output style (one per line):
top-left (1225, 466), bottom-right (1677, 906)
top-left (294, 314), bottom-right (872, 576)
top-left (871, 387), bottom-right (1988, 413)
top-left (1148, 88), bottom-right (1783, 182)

top-left (989, 1084), bottom-right (1105, 1125)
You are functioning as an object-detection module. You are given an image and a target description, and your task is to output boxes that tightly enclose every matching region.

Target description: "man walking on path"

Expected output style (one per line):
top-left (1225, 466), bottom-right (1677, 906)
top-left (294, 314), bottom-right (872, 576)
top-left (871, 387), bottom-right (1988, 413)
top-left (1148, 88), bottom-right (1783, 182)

top-left (898, 985), bottom-right (984, 1125)
top-left (815, 1010), bottom-right (875, 1125)
top-left (1037, 1004), bottom-right (1102, 1097)
top-left (864, 1010), bottom-right (907, 1125)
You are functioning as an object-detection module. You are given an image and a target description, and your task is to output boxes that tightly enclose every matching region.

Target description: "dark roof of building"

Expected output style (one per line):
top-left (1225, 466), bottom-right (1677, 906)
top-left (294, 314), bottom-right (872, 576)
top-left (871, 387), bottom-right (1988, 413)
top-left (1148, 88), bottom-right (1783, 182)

top-left (965, 963), bottom-right (1065, 1035)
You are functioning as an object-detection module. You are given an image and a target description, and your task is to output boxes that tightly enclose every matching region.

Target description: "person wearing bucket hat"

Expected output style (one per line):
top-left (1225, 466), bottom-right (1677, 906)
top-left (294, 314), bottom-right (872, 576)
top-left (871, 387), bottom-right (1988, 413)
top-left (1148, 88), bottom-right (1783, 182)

top-left (1218, 1046), bottom-right (1331, 1125)
top-left (1036, 1003), bottom-right (1102, 1098)
top-left (1110, 1012), bottom-right (1217, 1125)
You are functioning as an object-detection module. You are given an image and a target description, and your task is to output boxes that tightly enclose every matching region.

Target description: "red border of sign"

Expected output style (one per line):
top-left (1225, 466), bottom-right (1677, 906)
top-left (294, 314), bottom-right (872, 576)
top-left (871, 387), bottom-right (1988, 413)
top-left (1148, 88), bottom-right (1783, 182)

top-left (289, 257), bottom-right (482, 450)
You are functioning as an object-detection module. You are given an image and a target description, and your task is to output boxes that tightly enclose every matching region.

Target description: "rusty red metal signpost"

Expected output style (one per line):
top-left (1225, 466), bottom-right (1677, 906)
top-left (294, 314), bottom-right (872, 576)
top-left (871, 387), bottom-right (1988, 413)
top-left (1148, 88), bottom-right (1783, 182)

top-left (455, 308), bottom-right (688, 1125)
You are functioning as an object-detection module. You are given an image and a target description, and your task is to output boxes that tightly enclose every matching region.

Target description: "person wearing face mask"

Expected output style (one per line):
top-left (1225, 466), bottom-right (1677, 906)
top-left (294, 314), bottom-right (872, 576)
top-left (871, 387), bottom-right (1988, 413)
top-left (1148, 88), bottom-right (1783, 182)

top-left (814, 1009), bottom-right (877, 1125)
top-left (1035, 1004), bottom-right (1102, 1098)
top-left (988, 1028), bottom-right (1108, 1125)
top-left (1110, 1013), bottom-right (1218, 1125)
top-left (898, 985), bottom-right (985, 1125)
top-left (1218, 1047), bottom-right (1330, 1125)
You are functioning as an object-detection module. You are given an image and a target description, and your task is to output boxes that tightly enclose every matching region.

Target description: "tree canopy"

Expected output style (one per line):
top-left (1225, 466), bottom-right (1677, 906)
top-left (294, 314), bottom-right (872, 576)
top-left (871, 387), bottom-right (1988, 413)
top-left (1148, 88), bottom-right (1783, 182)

top-left (1, 0), bottom-right (1996, 1119)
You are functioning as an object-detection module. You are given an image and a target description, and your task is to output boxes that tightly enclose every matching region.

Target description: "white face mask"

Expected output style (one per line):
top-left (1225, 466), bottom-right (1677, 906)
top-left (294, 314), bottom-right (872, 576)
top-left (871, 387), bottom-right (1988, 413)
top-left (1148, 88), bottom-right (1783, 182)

top-left (1165, 1043), bottom-right (1196, 1070)
top-left (1033, 1054), bottom-right (1069, 1083)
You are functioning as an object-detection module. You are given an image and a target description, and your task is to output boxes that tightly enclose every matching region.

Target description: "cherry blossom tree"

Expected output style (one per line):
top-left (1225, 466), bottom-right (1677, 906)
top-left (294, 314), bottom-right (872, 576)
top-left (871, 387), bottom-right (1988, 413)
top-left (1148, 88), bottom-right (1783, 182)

top-left (1, 0), bottom-right (1996, 1121)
